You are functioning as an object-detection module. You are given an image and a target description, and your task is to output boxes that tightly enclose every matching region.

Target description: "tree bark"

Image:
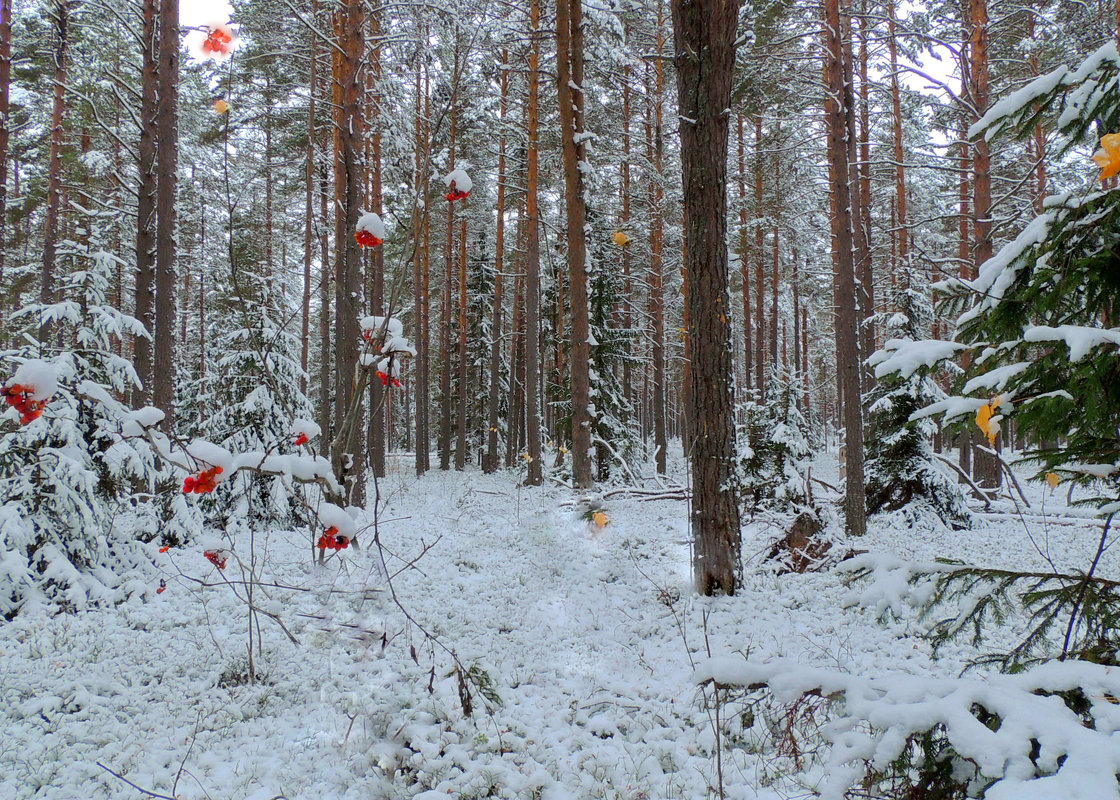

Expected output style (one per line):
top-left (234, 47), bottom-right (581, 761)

top-left (967, 0), bottom-right (1001, 488)
top-left (0, 0), bottom-right (11, 326)
top-left (152, 0), bottom-right (179, 426)
top-left (672, 0), bottom-right (743, 594)
top-left (42, 0), bottom-right (70, 344)
top-left (133, 0), bottom-right (157, 405)
top-left (524, 0), bottom-right (543, 485)
top-left (887, 0), bottom-right (908, 286)
top-left (331, 0), bottom-right (366, 501)
top-left (557, 0), bottom-right (593, 488)
top-left (368, 20), bottom-right (385, 478)
top-left (645, 57), bottom-right (667, 475)
top-left (485, 50), bottom-right (509, 474)
top-left (737, 115), bottom-right (752, 398)
top-left (824, 0), bottom-right (867, 536)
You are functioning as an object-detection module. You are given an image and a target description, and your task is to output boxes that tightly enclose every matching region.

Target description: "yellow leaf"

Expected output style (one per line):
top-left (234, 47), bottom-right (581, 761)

top-left (975, 395), bottom-right (1001, 446)
top-left (1093, 133), bottom-right (1120, 182)
top-left (611, 230), bottom-right (631, 247)
top-left (1046, 472), bottom-right (1060, 489)
top-left (213, 98), bottom-right (230, 114)
top-left (592, 511), bottom-right (609, 529)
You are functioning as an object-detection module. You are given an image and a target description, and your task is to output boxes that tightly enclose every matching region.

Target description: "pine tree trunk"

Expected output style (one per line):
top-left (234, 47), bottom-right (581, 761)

top-left (824, 0), bottom-right (867, 537)
top-left (152, 0), bottom-right (179, 426)
top-left (331, 0), bottom-right (366, 502)
top-left (968, 0), bottom-right (1001, 488)
top-left (737, 115), bottom-right (753, 398)
top-left (753, 117), bottom-right (766, 397)
top-left (557, 0), bottom-right (593, 489)
top-left (456, 211), bottom-right (468, 470)
top-left (413, 55), bottom-right (430, 475)
top-left (621, 63), bottom-right (634, 431)
top-left (887, 0), bottom-right (908, 284)
top-left (485, 50), bottom-right (509, 474)
top-left (133, 0), bottom-right (157, 406)
top-left (301, 2), bottom-right (317, 398)
top-left (524, 0), bottom-right (543, 485)
top-left (646, 59), bottom-right (667, 475)
top-left (42, 0), bottom-right (69, 344)
top-left (672, 0), bottom-right (742, 595)
top-left (0, 0), bottom-right (11, 325)
top-left (368, 23), bottom-right (385, 478)
top-left (770, 225), bottom-right (779, 372)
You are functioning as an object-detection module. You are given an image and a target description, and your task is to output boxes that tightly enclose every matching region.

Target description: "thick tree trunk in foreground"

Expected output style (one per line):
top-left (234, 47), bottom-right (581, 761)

top-left (557, 0), bottom-right (593, 489)
top-left (672, 0), bottom-right (742, 595)
top-left (824, 0), bottom-right (866, 536)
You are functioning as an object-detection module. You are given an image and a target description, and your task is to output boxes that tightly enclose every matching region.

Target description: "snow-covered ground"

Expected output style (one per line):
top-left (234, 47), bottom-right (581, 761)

top-left (1, 450), bottom-right (1115, 799)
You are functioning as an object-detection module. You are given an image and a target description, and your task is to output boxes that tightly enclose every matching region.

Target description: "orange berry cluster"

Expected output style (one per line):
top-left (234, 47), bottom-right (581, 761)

top-left (445, 187), bottom-right (470, 203)
top-left (202, 27), bottom-right (234, 56)
top-left (376, 370), bottom-right (401, 388)
top-left (294, 433), bottom-right (310, 446)
top-left (204, 549), bottom-right (228, 570)
top-left (354, 229), bottom-right (383, 248)
top-left (183, 466), bottom-right (223, 494)
top-left (317, 526), bottom-right (350, 551)
top-left (2, 384), bottom-right (48, 425)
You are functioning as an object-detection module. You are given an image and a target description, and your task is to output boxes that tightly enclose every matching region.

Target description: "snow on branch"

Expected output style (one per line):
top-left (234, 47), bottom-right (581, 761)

top-left (693, 655), bottom-right (1120, 800)
top-left (868, 338), bottom-right (967, 379)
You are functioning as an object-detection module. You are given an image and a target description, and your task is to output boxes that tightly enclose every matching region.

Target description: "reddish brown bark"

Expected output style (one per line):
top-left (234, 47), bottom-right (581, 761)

top-left (557, 0), bottom-right (593, 488)
top-left (672, 0), bottom-right (743, 595)
top-left (524, 0), bottom-right (543, 484)
top-left (824, 0), bottom-right (867, 536)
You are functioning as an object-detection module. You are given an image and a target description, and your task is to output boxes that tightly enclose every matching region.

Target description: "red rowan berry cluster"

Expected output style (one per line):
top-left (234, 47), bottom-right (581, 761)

top-left (203, 549), bottom-right (228, 570)
top-left (183, 466), bottom-right (223, 494)
top-left (317, 526), bottom-right (350, 551)
top-left (2, 384), bottom-right (48, 425)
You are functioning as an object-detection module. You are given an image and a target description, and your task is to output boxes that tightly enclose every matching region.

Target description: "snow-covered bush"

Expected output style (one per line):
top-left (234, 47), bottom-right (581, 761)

top-left (735, 387), bottom-right (812, 513)
top-left (0, 212), bottom-right (164, 616)
top-left (865, 285), bottom-right (970, 529)
top-left (695, 655), bottom-right (1120, 800)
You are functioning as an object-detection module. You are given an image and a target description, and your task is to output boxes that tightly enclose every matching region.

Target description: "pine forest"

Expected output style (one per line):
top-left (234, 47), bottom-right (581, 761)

top-left (3, 0), bottom-right (1120, 797)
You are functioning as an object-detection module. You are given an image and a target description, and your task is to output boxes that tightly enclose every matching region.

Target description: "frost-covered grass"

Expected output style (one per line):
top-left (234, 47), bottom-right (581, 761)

top-left (1, 449), bottom-right (1115, 799)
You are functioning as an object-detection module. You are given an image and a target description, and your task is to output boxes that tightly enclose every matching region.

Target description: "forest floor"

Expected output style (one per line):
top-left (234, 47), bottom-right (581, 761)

top-left (1, 450), bottom-right (1114, 800)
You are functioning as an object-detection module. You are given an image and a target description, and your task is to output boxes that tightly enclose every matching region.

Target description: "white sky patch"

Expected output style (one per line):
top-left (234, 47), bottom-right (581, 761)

top-left (180, 0), bottom-right (234, 30)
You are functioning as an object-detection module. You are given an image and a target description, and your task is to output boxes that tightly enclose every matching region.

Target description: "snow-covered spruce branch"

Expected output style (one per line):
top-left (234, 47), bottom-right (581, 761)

top-left (693, 656), bottom-right (1120, 800)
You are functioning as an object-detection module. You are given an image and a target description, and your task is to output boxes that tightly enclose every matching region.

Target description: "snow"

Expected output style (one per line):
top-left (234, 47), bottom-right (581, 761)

top-left (356, 211), bottom-right (386, 240)
top-left (443, 168), bottom-right (472, 194)
top-left (969, 65), bottom-right (1068, 140)
top-left (1023, 325), bottom-right (1120, 362)
top-left (3, 452), bottom-right (1118, 799)
top-left (290, 418), bottom-right (321, 440)
top-left (869, 338), bottom-right (967, 379)
top-left (955, 211), bottom-right (1054, 326)
top-left (7, 359), bottom-right (59, 401)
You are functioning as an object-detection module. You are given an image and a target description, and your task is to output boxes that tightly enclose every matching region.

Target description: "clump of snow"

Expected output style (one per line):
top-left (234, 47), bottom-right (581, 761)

top-left (290, 419), bottom-right (321, 440)
top-left (7, 360), bottom-right (59, 401)
top-left (356, 211), bottom-right (385, 240)
top-left (1023, 325), bottom-right (1120, 362)
top-left (317, 502), bottom-right (357, 537)
top-left (869, 338), bottom-right (967, 379)
top-left (443, 167), bottom-right (472, 194)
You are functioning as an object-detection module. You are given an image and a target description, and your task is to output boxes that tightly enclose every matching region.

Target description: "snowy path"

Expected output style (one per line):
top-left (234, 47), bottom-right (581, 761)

top-left (1, 454), bottom-right (1113, 799)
